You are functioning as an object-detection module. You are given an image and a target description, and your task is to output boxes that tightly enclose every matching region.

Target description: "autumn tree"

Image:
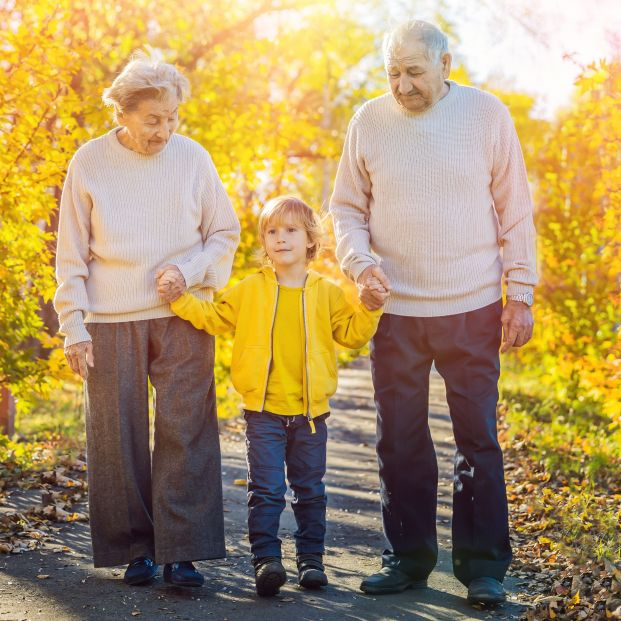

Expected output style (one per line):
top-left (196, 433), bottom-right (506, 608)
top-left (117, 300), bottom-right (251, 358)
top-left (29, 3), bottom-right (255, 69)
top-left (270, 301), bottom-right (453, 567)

top-left (516, 61), bottom-right (621, 424)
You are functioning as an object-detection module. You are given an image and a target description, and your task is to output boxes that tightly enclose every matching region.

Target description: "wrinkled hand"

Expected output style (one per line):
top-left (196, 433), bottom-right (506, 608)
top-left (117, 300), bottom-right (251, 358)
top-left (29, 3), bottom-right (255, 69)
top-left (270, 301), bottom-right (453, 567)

top-left (500, 299), bottom-right (534, 352)
top-left (358, 266), bottom-right (391, 311)
top-left (156, 264), bottom-right (186, 303)
top-left (64, 340), bottom-right (94, 380)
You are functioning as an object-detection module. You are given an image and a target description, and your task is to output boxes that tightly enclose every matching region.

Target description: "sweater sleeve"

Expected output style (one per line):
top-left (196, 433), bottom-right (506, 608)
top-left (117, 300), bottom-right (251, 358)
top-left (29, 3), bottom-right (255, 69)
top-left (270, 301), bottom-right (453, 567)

top-left (170, 287), bottom-right (239, 335)
top-left (330, 287), bottom-right (383, 349)
top-left (329, 117), bottom-right (378, 283)
top-left (53, 157), bottom-right (93, 347)
top-left (491, 105), bottom-right (538, 297)
top-left (175, 152), bottom-right (240, 291)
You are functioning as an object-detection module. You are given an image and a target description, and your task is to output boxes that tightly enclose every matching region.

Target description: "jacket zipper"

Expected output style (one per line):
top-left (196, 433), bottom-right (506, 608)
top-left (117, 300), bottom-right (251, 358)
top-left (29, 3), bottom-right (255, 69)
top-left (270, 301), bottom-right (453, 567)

top-left (301, 288), bottom-right (316, 433)
top-left (260, 282), bottom-right (279, 413)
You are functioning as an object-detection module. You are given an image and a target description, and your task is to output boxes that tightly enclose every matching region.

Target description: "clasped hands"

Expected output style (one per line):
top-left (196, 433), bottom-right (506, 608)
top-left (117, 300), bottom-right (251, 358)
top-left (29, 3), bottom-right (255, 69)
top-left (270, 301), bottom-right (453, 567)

top-left (358, 265), bottom-right (391, 310)
top-left (155, 264), bottom-right (186, 303)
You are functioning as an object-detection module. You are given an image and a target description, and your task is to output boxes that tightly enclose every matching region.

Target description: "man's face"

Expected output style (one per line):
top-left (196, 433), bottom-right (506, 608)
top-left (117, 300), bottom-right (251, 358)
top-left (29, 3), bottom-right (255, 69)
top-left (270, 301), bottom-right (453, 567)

top-left (386, 36), bottom-right (451, 114)
top-left (117, 94), bottom-right (179, 155)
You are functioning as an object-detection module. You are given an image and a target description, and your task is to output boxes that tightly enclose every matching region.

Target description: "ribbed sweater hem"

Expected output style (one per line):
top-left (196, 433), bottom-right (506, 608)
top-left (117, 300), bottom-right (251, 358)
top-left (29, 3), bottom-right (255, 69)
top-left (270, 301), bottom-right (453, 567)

top-left (384, 288), bottom-right (502, 318)
top-left (84, 288), bottom-right (214, 324)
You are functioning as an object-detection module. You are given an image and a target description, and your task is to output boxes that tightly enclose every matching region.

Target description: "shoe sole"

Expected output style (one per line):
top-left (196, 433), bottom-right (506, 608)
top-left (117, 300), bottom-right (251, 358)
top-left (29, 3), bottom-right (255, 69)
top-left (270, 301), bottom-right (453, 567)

top-left (256, 569), bottom-right (287, 597)
top-left (360, 580), bottom-right (427, 595)
top-left (467, 594), bottom-right (507, 605)
top-left (163, 575), bottom-right (204, 587)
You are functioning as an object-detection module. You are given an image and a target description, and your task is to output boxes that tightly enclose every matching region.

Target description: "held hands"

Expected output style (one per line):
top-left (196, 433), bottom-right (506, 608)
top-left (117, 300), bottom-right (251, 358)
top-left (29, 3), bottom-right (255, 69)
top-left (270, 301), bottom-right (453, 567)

top-left (156, 265), bottom-right (186, 303)
top-left (500, 299), bottom-right (534, 352)
top-left (64, 340), bottom-right (94, 380)
top-left (358, 265), bottom-right (391, 311)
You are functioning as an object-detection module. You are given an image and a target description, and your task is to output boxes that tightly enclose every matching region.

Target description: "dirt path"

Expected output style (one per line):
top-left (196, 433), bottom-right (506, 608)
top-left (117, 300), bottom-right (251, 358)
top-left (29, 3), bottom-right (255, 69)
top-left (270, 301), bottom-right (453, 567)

top-left (0, 358), bottom-right (527, 620)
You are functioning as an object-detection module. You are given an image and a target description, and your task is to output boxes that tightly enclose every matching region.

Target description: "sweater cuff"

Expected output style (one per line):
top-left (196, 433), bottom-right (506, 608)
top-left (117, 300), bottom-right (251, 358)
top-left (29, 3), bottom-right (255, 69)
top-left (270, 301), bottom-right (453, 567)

top-left (61, 312), bottom-right (92, 348)
top-left (350, 260), bottom-right (378, 284)
top-left (360, 305), bottom-right (384, 318)
top-left (170, 291), bottom-right (194, 315)
top-left (505, 283), bottom-right (535, 298)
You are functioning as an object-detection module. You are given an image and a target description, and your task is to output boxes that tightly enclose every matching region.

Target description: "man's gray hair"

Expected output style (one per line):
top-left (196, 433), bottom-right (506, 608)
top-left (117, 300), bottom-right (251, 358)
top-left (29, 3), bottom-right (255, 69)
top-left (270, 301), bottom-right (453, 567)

top-left (383, 20), bottom-right (449, 65)
top-left (102, 51), bottom-right (190, 122)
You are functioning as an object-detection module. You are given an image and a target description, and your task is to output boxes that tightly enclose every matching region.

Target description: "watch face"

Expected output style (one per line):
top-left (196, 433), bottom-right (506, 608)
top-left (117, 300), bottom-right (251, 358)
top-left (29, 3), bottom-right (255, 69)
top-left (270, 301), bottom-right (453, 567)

top-left (525, 293), bottom-right (534, 306)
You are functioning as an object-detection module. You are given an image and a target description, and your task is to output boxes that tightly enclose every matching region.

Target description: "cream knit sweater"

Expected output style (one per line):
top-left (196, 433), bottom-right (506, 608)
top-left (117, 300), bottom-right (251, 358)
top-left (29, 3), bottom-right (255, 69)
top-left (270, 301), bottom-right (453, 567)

top-left (54, 129), bottom-right (240, 347)
top-left (330, 81), bottom-right (537, 317)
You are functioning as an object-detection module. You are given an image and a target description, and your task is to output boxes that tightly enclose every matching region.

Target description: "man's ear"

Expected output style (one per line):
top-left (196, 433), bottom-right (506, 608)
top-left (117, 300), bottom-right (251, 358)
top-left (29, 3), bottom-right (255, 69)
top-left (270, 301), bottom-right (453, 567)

top-left (441, 53), bottom-right (452, 78)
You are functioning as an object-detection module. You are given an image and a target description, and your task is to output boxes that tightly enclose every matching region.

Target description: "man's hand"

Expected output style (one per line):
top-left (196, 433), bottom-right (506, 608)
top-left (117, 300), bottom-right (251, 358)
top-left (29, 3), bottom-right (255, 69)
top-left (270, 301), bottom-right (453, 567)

top-left (500, 299), bottom-right (534, 353)
top-left (156, 264), bottom-right (186, 303)
top-left (64, 341), bottom-right (94, 380)
top-left (358, 266), bottom-right (391, 311)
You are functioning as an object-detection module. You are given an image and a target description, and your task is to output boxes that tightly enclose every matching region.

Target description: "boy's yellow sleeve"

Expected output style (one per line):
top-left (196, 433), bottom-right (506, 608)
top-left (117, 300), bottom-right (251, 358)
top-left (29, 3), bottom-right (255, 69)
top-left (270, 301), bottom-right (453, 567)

top-left (330, 288), bottom-right (383, 349)
top-left (170, 289), bottom-right (238, 335)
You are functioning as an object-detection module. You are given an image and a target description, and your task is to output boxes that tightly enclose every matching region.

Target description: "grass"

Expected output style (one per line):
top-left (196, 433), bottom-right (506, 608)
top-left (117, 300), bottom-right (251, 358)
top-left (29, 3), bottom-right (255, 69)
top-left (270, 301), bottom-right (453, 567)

top-left (500, 369), bottom-right (621, 562)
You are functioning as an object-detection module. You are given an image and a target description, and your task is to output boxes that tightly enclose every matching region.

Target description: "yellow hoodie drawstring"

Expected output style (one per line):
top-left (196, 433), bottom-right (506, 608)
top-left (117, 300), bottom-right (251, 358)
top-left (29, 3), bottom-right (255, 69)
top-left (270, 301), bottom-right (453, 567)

top-left (308, 417), bottom-right (316, 434)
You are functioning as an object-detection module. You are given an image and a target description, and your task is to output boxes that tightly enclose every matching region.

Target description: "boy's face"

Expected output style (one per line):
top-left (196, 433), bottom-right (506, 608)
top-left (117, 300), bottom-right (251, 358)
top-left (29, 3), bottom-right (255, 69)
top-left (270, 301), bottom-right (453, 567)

top-left (263, 216), bottom-right (314, 269)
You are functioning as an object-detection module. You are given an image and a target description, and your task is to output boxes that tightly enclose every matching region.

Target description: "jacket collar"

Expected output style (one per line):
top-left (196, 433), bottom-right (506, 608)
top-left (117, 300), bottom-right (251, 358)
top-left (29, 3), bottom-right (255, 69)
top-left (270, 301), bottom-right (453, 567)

top-left (259, 266), bottom-right (321, 289)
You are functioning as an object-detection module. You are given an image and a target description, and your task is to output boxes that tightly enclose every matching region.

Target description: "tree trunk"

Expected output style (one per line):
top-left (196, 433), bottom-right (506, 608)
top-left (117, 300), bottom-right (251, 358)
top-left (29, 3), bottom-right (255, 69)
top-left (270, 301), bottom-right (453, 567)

top-left (0, 386), bottom-right (16, 437)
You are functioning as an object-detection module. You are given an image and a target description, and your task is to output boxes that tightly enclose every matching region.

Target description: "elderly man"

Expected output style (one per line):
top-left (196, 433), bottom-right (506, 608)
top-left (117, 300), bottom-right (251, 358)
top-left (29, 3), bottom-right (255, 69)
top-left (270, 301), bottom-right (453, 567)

top-left (54, 55), bottom-right (240, 587)
top-left (330, 20), bottom-right (537, 605)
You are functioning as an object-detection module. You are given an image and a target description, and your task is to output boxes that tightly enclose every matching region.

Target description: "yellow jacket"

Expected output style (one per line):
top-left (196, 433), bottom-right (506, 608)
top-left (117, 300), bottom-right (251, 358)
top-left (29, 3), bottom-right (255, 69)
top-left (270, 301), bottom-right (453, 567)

top-left (171, 267), bottom-right (382, 420)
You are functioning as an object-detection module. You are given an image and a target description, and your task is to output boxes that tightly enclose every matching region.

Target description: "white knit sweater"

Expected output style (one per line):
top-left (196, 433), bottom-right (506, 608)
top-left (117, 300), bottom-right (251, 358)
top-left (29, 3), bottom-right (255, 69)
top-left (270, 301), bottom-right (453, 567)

top-left (54, 129), bottom-right (240, 346)
top-left (330, 81), bottom-right (537, 317)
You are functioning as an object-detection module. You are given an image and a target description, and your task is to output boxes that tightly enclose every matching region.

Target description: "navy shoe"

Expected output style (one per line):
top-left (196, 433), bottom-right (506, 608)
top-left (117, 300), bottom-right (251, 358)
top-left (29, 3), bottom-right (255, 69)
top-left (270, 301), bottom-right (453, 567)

top-left (297, 553), bottom-right (328, 589)
top-left (467, 577), bottom-right (506, 604)
top-left (360, 566), bottom-right (427, 595)
top-left (254, 557), bottom-right (287, 597)
top-left (123, 556), bottom-right (158, 586)
top-left (163, 561), bottom-right (204, 587)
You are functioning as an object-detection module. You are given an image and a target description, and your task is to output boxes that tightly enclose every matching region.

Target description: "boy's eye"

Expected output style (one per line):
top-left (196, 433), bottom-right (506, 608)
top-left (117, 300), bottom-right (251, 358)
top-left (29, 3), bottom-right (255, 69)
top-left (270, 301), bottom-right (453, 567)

top-left (288, 227), bottom-right (297, 233)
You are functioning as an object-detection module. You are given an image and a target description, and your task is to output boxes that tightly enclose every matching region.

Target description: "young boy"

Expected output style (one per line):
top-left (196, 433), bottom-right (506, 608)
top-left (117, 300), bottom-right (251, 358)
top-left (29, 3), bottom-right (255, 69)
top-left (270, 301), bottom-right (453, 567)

top-left (157, 196), bottom-right (386, 596)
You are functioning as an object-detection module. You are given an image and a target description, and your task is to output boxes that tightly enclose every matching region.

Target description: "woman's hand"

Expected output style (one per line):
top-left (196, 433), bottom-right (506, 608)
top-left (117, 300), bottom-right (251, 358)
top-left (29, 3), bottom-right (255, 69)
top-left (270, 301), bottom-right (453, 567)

top-left (64, 341), bottom-right (94, 379)
top-left (156, 264), bottom-right (186, 303)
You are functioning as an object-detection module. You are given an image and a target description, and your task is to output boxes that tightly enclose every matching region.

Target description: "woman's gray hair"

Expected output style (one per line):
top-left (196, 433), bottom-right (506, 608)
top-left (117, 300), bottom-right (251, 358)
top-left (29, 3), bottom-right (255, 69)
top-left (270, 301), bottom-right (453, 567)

top-left (102, 52), bottom-right (191, 121)
top-left (383, 20), bottom-right (449, 65)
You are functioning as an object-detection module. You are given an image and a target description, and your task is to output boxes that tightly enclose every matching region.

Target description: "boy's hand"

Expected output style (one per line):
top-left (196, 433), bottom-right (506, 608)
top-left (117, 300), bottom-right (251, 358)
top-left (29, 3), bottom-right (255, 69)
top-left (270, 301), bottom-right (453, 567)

top-left (156, 265), bottom-right (186, 303)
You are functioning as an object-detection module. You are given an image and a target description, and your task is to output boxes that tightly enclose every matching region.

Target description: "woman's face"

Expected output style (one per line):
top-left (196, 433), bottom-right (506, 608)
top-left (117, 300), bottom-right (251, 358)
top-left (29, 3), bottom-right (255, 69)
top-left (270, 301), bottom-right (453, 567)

top-left (117, 93), bottom-right (179, 155)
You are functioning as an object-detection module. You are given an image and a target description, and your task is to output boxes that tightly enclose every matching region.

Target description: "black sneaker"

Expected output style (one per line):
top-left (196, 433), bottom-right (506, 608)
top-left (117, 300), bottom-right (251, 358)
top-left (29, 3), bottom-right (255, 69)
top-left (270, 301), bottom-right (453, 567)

top-left (163, 561), bottom-right (204, 587)
top-left (296, 553), bottom-right (328, 589)
top-left (254, 557), bottom-right (287, 597)
top-left (123, 556), bottom-right (158, 586)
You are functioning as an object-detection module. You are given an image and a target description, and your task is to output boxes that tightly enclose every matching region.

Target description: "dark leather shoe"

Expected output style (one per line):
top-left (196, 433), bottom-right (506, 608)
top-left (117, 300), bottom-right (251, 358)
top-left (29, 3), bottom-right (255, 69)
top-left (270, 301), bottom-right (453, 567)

top-left (297, 553), bottom-right (328, 589)
top-left (123, 556), bottom-right (158, 585)
top-left (163, 561), bottom-right (204, 587)
top-left (467, 577), bottom-right (506, 604)
top-left (254, 557), bottom-right (287, 597)
top-left (360, 566), bottom-right (427, 595)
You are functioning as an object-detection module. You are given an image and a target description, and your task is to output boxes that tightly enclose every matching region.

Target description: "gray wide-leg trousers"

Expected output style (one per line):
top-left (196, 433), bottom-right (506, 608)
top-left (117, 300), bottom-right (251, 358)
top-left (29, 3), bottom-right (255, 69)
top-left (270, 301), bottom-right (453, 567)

top-left (84, 317), bottom-right (225, 568)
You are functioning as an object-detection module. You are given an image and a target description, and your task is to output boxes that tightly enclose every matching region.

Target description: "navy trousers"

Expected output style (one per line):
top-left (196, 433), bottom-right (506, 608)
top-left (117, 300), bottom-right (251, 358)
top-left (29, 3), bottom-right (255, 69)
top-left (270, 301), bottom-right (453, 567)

top-left (244, 410), bottom-right (328, 562)
top-left (370, 300), bottom-right (512, 586)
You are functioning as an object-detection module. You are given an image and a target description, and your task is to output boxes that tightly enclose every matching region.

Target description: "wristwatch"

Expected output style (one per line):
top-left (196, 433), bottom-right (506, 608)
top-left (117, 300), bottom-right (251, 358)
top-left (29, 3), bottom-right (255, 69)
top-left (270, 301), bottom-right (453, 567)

top-left (507, 292), bottom-right (534, 306)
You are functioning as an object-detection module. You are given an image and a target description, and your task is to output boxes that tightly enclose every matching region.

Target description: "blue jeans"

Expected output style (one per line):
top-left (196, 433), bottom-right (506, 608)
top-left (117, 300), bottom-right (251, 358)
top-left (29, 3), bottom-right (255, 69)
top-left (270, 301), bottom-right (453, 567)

top-left (244, 410), bottom-right (328, 562)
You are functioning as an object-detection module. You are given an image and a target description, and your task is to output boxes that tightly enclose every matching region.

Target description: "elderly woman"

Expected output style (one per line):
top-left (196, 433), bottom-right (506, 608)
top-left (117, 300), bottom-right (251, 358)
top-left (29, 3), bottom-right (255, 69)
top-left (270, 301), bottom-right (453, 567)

top-left (53, 55), bottom-right (240, 587)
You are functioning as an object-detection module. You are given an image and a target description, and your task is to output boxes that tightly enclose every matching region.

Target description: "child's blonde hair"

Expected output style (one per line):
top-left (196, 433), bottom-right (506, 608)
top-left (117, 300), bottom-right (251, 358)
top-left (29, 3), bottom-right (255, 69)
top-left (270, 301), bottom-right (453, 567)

top-left (258, 196), bottom-right (323, 262)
